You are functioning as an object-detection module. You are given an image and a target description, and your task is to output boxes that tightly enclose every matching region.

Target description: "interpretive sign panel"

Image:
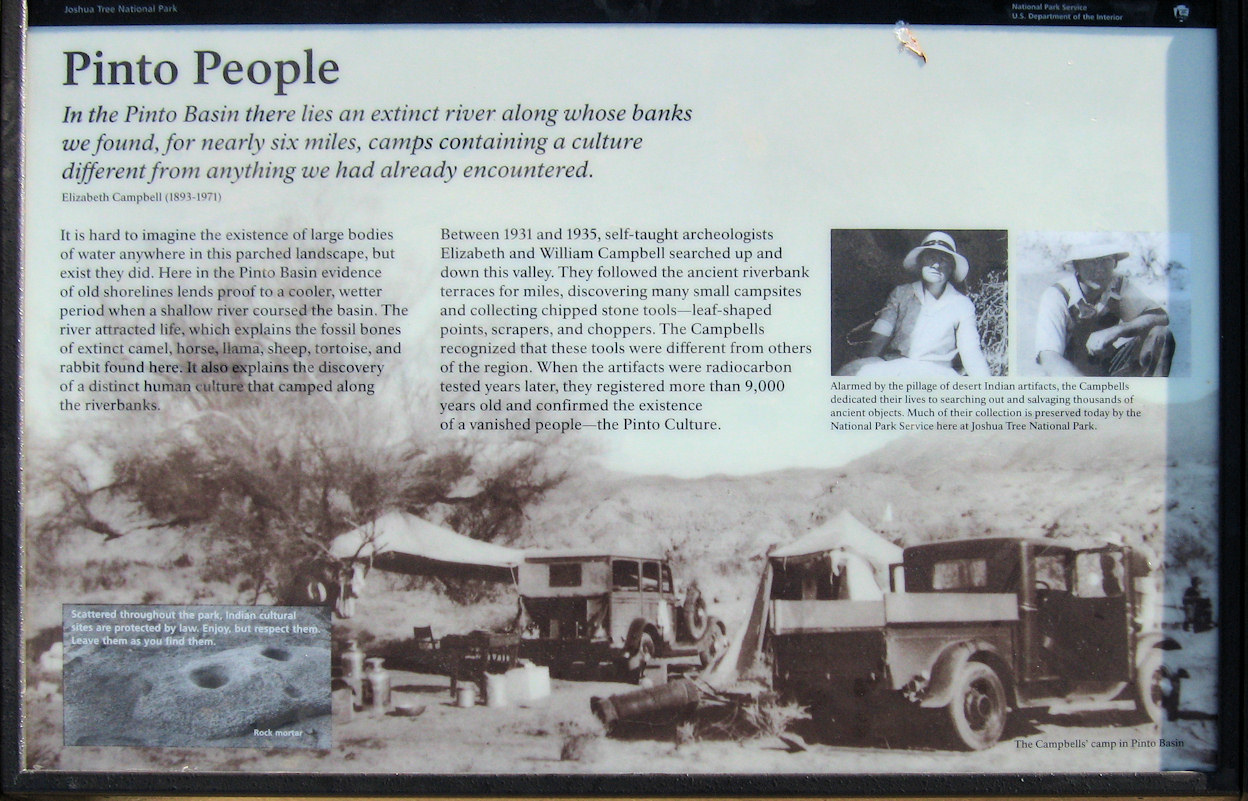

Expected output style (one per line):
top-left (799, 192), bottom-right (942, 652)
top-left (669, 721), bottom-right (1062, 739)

top-left (3, 0), bottom-right (1240, 793)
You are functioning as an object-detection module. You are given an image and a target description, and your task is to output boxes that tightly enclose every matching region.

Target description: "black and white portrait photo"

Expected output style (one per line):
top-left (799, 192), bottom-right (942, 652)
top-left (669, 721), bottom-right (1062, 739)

top-left (830, 230), bottom-right (1008, 378)
top-left (1014, 232), bottom-right (1188, 378)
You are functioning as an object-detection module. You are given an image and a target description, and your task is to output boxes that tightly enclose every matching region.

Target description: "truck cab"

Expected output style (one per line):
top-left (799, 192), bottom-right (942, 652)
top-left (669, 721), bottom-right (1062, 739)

top-left (769, 537), bottom-right (1180, 750)
top-left (518, 550), bottom-right (726, 680)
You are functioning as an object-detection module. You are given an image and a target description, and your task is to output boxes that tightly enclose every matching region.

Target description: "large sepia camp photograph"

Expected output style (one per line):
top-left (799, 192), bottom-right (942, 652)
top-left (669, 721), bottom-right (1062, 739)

top-left (21, 382), bottom-right (1220, 775)
top-left (4, 1), bottom-right (1237, 794)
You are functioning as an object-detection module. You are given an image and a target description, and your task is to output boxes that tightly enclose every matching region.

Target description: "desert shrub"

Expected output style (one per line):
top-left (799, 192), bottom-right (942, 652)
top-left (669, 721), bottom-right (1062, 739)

top-left (967, 278), bottom-right (1007, 376)
top-left (76, 558), bottom-right (143, 593)
top-left (437, 577), bottom-right (511, 606)
top-left (687, 690), bottom-right (809, 744)
top-left (100, 395), bottom-right (573, 604)
top-left (739, 692), bottom-right (810, 740)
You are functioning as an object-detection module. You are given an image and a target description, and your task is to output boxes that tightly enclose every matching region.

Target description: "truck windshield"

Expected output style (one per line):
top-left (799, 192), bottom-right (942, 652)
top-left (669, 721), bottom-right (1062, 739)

top-left (1074, 551), bottom-right (1125, 598)
top-left (641, 561), bottom-right (661, 591)
top-left (612, 560), bottom-right (639, 591)
top-left (1034, 554), bottom-right (1069, 591)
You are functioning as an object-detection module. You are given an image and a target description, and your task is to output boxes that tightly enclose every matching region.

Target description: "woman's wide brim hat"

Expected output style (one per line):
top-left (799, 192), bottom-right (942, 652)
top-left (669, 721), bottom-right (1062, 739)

top-left (903, 231), bottom-right (969, 283)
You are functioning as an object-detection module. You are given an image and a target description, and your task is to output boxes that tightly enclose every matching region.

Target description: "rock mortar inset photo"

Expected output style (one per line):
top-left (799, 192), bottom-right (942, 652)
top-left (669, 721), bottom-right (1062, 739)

top-left (65, 642), bottom-right (330, 747)
top-left (132, 644), bottom-right (329, 739)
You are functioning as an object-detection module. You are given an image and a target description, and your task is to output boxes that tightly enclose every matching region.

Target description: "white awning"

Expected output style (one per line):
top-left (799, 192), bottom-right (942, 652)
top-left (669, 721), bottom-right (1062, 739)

top-left (329, 511), bottom-right (525, 577)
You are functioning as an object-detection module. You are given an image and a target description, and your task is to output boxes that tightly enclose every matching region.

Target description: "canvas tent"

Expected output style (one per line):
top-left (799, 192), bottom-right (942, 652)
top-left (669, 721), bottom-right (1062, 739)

top-left (769, 509), bottom-right (902, 579)
top-left (329, 511), bottom-right (526, 583)
top-left (768, 509), bottom-right (901, 607)
top-left (702, 511), bottom-right (902, 689)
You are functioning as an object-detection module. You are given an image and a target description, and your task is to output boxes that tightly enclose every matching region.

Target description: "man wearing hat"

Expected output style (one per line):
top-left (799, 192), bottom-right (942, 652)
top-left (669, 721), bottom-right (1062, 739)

top-left (837, 232), bottom-right (991, 378)
top-left (1034, 241), bottom-right (1173, 377)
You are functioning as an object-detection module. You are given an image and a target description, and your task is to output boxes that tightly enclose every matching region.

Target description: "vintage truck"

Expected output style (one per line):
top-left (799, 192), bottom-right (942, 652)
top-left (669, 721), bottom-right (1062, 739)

top-left (768, 536), bottom-right (1183, 750)
top-left (518, 550), bottom-right (727, 681)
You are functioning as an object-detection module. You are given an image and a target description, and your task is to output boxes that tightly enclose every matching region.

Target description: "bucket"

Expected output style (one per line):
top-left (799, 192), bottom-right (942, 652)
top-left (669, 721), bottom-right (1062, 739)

top-left (591, 678), bottom-right (701, 727)
top-left (390, 691), bottom-right (426, 718)
top-left (486, 674), bottom-right (508, 708)
top-left (456, 683), bottom-right (477, 708)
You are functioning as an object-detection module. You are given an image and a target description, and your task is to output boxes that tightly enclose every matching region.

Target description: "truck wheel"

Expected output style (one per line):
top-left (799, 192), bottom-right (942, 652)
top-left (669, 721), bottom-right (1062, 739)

top-left (683, 588), bottom-right (709, 641)
top-left (698, 619), bottom-right (727, 668)
top-left (1133, 648), bottom-right (1175, 724)
top-left (944, 662), bottom-right (1007, 750)
top-left (628, 632), bottom-right (655, 684)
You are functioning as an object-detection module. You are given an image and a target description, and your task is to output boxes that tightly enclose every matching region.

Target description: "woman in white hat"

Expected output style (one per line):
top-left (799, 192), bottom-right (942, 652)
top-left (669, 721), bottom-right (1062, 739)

top-left (837, 232), bottom-right (991, 378)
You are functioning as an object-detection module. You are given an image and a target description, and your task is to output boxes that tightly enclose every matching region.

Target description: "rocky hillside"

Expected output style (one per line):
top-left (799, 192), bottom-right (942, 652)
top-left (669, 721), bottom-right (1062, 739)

top-left (517, 395), bottom-right (1218, 615)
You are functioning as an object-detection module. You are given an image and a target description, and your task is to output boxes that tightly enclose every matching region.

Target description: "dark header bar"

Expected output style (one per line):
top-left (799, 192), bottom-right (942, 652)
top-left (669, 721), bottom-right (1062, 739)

top-left (28, 0), bottom-right (1215, 27)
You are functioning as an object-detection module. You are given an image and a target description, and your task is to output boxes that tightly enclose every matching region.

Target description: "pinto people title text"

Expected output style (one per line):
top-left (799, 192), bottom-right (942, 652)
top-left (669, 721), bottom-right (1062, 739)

top-left (64, 49), bottom-right (340, 96)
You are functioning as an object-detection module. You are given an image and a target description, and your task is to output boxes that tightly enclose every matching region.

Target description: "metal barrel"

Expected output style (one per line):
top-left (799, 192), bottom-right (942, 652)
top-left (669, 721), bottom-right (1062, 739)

top-left (363, 657), bottom-right (391, 712)
top-left (591, 678), bottom-right (701, 727)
